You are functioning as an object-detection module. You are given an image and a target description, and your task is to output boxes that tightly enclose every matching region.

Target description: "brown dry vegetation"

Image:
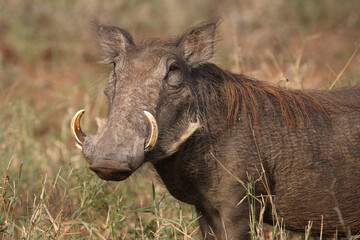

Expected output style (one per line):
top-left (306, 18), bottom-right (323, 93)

top-left (0, 0), bottom-right (359, 239)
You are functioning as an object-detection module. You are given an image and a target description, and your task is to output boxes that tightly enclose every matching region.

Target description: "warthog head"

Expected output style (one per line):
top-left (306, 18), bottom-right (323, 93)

top-left (71, 20), bottom-right (218, 181)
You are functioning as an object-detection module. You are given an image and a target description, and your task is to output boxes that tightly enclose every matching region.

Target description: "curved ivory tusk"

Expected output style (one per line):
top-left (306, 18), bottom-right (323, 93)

top-left (144, 111), bottom-right (158, 152)
top-left (71, 109), bottom-right (86, 150)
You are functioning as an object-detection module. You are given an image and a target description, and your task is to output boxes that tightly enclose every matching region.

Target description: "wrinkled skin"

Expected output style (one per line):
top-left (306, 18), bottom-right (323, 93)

top-left (80, 20), bottom-right (360, 239)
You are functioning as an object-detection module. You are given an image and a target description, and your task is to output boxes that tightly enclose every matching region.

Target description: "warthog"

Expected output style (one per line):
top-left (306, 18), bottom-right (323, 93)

top-left (71, 19), bottom-right (360, 239)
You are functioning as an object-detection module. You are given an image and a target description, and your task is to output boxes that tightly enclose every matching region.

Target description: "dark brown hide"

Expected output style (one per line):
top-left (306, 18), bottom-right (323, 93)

top-left (80, 20), bottom-right (360, 240)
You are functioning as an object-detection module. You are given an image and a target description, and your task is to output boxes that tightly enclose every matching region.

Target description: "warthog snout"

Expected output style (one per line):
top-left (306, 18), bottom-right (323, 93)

top-left (89, 161), bottom-right (132, 181)
top-left (82, 133), bottom-right (146, 181)
top-left (71, 110), bottom-right (158, 181)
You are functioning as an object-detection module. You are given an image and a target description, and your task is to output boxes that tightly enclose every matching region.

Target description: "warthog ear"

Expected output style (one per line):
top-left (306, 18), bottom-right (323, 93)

top-left (177, 19), bottom-right (219, 67)
top-left (95, 23), bottom-right (135, 63)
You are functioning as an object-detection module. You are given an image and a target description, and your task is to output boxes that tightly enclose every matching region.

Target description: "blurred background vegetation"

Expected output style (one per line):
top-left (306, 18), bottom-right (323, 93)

top-left (0, 0), bottom-right (359, 239)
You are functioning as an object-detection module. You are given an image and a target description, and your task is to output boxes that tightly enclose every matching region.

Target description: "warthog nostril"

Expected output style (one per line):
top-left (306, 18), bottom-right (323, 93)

top-left (89, 162), bottom-right (133, 181)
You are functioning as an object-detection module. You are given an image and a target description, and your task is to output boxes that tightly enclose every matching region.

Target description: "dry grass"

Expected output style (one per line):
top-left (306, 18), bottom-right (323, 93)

top-left (1, 0), bottom-right (360, 239)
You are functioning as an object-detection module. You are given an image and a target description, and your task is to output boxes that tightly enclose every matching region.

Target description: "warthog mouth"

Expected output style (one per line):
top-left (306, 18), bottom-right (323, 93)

top-left (89, 161), bottom-right (132, 181)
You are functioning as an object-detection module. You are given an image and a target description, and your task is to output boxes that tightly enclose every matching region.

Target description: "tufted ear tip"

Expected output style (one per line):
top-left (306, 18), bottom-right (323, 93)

top-left (94, 23), bottom-right (135, 64)
top-left (177, 18), bottom-right (221, 67)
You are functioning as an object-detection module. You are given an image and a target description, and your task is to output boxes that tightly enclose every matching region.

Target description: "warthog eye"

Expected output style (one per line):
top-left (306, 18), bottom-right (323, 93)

top-left (166, 64), bottom-right (183, 88)
top-left (169, 64), bottom-right (179, 72)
